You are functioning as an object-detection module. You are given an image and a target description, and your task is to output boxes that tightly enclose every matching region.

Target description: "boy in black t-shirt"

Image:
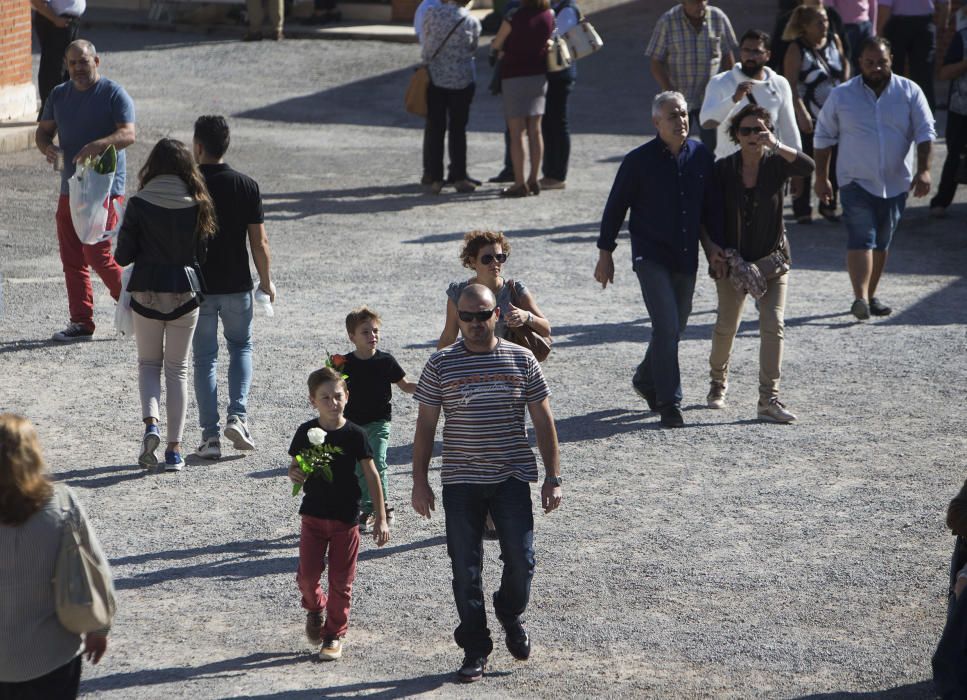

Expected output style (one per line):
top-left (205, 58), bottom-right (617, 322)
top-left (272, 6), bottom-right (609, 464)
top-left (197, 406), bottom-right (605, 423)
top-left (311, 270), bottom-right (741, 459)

top-left (288, 367), bottom-right (390, 661)
top-left (338, 307), bottom-right (417, 531)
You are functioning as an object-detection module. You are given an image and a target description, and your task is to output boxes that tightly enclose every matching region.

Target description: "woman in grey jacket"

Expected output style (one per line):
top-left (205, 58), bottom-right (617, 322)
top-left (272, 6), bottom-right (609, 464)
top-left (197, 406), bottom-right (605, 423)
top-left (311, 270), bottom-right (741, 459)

top-left (0, 414), bottom-right (112, 699)
top-left (707, 104), bottom-right (814, 424)
top-left (115, 138), bottom-right (217, 471)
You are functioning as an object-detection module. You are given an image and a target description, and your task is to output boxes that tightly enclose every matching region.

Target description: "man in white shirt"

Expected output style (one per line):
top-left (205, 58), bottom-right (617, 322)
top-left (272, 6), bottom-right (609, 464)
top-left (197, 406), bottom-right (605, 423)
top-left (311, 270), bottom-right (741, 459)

top-left (813, 37), bottom-right (935, 320)
top-left (699, 28), bottom-right (801, 159)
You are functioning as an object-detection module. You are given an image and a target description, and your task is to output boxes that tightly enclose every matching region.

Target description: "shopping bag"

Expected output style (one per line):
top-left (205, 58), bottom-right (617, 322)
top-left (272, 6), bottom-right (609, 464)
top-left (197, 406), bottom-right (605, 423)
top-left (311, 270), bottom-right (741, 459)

top-left (114, 265), bottom-right (134, 338)
top-left (68, 166), bottom-right (116, 245)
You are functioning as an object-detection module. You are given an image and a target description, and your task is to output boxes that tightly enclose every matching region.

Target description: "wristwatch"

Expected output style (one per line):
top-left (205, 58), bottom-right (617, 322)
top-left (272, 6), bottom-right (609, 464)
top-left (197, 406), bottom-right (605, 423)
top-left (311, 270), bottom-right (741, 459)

top-left (544, 476), bottom-right (563, 487)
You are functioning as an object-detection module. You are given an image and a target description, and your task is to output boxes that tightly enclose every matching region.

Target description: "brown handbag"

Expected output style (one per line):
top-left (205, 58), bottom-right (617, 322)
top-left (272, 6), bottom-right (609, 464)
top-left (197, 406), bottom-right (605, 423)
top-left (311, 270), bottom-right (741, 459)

top-left (405, 16), bottom-right (467, 117)
top-left (504, 280), bottom-right (552, 362)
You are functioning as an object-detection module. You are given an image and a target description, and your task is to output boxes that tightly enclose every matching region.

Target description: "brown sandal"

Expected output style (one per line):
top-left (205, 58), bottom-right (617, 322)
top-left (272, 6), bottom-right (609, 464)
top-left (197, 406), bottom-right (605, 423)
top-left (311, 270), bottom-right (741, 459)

top-left (500, 184), bottom-right (529, 198)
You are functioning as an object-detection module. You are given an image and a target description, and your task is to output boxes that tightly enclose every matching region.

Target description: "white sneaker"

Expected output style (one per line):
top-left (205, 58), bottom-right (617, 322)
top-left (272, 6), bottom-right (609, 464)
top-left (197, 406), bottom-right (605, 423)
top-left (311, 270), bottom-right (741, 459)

top-left (224, 415), bottom-right (255, 450)
top-left (196, 438), bottom-right (222, 460)
top-left (319, 637), bottom-right (343, 661)
top-left (757, 398), bottom-right (797, 424)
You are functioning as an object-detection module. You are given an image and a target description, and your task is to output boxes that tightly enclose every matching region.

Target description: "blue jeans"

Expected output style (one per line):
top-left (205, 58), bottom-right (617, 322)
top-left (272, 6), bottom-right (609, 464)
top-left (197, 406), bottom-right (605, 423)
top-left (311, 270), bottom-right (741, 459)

top-left (633, 258), bottom-right (696, 408)
top-left (843, 20), bottom-right (874, 71)
top-left (192, 292), bottom-right (254, 440)
top-left (840, 182), bottom-right (907, 251)
top-left (442, 478), bottom-right (535, 658)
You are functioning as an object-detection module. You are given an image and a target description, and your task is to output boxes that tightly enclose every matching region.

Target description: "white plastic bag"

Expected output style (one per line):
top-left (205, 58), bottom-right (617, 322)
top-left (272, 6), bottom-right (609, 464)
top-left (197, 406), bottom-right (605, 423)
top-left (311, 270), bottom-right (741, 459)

top-left (114, 265), bottom-right (134, 338)
top-left (68, 165), bottom-right (116, 245)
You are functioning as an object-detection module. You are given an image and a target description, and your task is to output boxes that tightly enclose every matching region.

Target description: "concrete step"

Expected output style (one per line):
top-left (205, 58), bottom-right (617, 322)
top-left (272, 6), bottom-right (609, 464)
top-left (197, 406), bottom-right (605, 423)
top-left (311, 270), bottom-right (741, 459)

top-left (0, 121), bottom-right (36, 155)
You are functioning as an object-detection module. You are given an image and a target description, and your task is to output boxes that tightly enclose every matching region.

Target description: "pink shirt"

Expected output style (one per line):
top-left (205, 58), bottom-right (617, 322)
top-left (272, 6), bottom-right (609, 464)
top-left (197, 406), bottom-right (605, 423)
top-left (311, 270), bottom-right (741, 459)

top-left (877, 0), bottom-right (948, 16)
top-left (825, 0), bottom-right (876, 25)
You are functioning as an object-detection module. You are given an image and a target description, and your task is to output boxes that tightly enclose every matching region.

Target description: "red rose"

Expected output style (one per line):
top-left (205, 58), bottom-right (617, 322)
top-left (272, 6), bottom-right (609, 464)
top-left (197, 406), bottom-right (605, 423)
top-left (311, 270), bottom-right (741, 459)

top-left (331, 354), bottom-right (345, 367)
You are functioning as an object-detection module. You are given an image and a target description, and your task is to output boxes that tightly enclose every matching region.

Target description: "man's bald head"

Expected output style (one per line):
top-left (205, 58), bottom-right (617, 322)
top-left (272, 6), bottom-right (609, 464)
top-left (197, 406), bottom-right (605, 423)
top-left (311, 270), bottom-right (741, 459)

top-left (458, 283), bottom-right (497, 309)
top-left (66, 40), bottom-right (97, 59)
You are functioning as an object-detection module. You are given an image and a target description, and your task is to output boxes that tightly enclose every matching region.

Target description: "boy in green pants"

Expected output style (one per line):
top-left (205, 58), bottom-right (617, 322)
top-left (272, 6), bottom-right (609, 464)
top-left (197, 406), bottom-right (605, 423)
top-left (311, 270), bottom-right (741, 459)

top-left (340, 307), bottom-right (416, 530)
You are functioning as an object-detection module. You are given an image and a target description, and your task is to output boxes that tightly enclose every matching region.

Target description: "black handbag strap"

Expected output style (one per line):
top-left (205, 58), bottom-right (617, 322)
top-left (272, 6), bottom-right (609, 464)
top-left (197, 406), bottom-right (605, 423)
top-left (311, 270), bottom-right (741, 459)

top-left (429, 15), bottom-right (468, 63)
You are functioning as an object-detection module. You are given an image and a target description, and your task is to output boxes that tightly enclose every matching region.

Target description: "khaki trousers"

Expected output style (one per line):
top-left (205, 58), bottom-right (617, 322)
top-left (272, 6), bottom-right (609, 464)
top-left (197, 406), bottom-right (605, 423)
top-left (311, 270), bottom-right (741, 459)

top-left (247, 0), bottom-right (283, 32)
top-left (708, 274), bottom-right (788, 403)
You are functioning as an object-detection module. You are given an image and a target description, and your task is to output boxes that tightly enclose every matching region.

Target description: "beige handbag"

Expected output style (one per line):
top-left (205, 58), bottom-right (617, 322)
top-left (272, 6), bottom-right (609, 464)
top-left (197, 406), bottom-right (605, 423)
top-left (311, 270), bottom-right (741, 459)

top-left (563, 17), bottom-right (603, 60)
top-left (54, 485), bottom-right (116, 635)
top-left (405, 15), bottom-right (468, 117)
top-left (546, 35), bottom-right (573, 72)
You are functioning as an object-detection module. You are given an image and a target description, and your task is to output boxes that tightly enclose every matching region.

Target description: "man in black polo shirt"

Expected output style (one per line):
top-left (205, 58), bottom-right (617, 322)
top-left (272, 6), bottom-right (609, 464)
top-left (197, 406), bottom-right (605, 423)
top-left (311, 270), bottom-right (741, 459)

top-left (191, 115), bottom-right (275, 459)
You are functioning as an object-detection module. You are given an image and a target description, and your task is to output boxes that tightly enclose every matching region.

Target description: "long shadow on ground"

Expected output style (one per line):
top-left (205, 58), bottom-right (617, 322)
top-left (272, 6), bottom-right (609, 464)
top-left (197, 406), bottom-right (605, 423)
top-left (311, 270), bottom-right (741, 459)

top-left (796, 679), bottom-right (935, 699)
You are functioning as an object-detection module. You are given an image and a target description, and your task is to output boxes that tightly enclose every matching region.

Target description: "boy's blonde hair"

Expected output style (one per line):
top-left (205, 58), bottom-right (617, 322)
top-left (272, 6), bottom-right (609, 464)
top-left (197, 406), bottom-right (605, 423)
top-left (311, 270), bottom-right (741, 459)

top-left (308, 367), bottom-right (347, 396)
top-left (346, 306), bottom-right (381, 335)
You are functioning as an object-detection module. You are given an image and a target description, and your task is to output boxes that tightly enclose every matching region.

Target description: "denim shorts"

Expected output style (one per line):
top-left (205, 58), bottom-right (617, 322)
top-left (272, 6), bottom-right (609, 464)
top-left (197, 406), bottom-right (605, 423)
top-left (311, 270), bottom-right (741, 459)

top-left (839, 182), bottom-right (908, 251)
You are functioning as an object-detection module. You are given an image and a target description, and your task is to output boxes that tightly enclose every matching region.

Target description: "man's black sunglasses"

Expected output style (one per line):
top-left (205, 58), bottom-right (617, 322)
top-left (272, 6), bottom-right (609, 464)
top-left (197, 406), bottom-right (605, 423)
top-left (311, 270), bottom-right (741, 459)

top-left (480, 253), bottom-right (508, 265)
top-left (458, 307), bottom-right (498, 322)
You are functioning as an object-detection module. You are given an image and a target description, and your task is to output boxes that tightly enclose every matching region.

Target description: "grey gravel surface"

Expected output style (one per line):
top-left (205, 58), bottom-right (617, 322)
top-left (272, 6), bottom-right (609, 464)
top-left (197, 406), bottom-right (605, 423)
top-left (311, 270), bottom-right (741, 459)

top-left (1, 0), bottom-right (966, 697)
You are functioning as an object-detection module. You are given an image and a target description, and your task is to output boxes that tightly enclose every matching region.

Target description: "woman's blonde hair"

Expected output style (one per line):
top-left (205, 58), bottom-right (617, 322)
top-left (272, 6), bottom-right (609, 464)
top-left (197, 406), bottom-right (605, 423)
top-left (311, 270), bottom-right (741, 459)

top-left (0, 414), bottom-right (53, 526)
top-left (782, 5), bottom-right (826, 42)
top-left (459, 230), bottom-right (511, 269)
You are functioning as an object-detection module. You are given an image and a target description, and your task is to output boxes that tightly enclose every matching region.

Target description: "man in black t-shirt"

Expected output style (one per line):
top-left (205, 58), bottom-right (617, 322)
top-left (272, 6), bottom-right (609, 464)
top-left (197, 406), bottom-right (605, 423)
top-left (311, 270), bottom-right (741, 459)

top-left (191, 115), bottom-right (275, 460)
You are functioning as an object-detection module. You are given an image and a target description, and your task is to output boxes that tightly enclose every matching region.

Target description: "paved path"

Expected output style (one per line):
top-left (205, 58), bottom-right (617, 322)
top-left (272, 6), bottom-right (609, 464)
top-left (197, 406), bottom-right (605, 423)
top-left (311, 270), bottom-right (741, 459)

top-left (1, 0), bottom-right (966, 696)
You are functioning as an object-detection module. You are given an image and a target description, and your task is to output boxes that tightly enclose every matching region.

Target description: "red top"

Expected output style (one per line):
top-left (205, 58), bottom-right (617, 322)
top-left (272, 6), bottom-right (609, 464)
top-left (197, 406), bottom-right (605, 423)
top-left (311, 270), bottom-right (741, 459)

top-left (500, 7), bottom-right (554, 79)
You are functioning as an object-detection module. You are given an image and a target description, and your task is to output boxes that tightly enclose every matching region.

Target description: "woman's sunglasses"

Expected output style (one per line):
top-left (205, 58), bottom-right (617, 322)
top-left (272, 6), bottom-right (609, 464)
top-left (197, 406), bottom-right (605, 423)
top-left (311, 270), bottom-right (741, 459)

top-left (738, 126), bottom-right (768, 136)
top-left (457, 307), bottom-right (498, 322)
top-left (480, 253), bottom-right (508, 265)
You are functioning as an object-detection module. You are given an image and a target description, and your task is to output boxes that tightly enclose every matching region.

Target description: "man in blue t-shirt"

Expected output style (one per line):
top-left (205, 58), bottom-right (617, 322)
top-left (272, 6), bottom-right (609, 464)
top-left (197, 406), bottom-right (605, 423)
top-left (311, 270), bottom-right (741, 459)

top-left (35, 39), bottom-right (136, 342)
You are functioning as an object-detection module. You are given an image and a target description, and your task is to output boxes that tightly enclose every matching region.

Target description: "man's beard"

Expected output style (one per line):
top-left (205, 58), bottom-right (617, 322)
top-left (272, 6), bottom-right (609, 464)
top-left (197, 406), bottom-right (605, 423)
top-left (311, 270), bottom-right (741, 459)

top-left (739, 62), bottom-right (763, 78)
top-left (863, 71), bottom-right (890, 89)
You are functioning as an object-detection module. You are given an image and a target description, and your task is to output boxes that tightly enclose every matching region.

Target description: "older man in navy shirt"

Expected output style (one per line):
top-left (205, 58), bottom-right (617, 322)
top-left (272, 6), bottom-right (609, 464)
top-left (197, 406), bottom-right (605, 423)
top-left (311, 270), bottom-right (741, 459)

top-left (595, 91), bottom-right (725, 428)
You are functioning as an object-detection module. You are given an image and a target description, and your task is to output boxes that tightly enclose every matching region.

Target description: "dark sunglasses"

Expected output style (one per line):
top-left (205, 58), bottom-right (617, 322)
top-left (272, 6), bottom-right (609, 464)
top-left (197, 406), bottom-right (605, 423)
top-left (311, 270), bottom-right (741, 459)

top-left (738, 126), bottom-right (767, 136)
top-left (458, 307), bottom-right (498, 322)
top-left (480, 253), bottom-right (508, 265)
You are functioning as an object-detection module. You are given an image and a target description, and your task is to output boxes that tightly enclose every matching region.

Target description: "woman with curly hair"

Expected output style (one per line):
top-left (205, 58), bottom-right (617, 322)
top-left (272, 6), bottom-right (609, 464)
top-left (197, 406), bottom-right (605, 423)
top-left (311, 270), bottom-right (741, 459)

top-left (115, 138), bottom-right (217, 471)
top-left (0, 414), bottom-right (113, 699)
top-left (437, 230), bottom-right (551, 349)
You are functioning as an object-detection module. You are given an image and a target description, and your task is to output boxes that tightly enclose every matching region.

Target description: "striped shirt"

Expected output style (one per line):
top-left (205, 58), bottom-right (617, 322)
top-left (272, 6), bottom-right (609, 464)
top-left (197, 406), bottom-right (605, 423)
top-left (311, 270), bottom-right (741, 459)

top-left (645, 4), bottom-right (738, 110)
top-left (415, 339), bottom-right (550, 485)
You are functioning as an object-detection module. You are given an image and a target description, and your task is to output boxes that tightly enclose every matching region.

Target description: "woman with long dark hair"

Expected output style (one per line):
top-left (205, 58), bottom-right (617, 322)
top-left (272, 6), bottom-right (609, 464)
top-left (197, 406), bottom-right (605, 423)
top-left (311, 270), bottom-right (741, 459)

top-left (115, 138), bottom-right (217, 471)
top-left (0, 414), bottom-right (112, 699)
top-left (707, 104), bottom-right (813, 423)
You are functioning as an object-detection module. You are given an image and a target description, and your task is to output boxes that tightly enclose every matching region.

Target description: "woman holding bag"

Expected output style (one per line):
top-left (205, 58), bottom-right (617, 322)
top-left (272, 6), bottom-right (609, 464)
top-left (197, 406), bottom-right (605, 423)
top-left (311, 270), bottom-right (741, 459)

top-left (706, 104), bottom-right (813, 424)
top-left (422, 0), bottom-right (482, 195)
top-left (0, 414), bottom-right (112, 699)
top-left (114, 138), bottom-right (217, 470)
top-left (490, 0), bottom-right (555, 197)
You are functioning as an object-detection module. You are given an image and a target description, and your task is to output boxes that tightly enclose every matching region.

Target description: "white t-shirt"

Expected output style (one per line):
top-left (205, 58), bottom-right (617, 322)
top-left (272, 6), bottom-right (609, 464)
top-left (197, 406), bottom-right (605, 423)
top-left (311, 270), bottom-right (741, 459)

top-left (47, 0), bottom-right (85, 16)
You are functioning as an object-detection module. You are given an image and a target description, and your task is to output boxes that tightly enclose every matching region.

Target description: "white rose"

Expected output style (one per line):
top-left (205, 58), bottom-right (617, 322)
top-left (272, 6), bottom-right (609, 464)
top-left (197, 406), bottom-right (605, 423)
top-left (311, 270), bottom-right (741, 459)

top-left (307, 427), bottom-right (327, 445)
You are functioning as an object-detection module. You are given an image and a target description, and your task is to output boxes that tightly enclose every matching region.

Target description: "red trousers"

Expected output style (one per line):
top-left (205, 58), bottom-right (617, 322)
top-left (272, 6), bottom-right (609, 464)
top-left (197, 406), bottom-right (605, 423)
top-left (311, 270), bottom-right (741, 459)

top-left (55, 193), bottom-right (124, 332)
top-left (296, 515), bottom-right (359, 638)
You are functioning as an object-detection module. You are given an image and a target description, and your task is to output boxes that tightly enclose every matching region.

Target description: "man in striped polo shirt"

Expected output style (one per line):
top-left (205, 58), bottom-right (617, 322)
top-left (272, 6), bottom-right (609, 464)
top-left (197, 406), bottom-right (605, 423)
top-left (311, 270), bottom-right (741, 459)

top-left (412, 284), bottom-right (562, 683)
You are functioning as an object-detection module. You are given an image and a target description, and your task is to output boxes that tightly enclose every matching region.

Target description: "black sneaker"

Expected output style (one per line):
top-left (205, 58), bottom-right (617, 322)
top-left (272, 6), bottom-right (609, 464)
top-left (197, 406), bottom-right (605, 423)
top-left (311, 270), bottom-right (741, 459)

top-left (869, 297), bottom-right (892, 316)
top-left (659, 404), bottom-right (684, 428)
top-left (502, 619), bottom-right (530, 660)
top-left (456, 654), bottom-right (487, 682)
top-left (851, 298), bottom-right (870, 320)
top-left (52, 322), bottom-right (94, 342)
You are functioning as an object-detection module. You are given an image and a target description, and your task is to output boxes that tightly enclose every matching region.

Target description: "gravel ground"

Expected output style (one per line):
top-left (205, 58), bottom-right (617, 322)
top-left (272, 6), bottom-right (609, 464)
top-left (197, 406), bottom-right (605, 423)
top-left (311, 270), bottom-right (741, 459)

top-left (1, 0), bottom-right (966, 697)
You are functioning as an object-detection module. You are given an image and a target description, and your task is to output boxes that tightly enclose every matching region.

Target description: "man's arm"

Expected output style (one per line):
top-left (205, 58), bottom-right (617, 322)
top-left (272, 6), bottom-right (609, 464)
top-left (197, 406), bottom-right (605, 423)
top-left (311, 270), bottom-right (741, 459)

top-left (947, 479), bottom-right (967, 536)
top-left (73, 122), bottom-right (136, 165)
top-left (699, 73), bottom-right (741, 130)
top-left (247, 223), bottom-right (274, 302)
top-left (595, 157), bottom-right (633, 289)
top-left (411, 402), bottom-right (441, 517)
top-left (527, 398), bottom-right (562, 514)
top-left (649, 58), bottom-right (673, 92)
top-left (935, 1), bottom-right (950, 35)
top-left (775, 77), bottom-right (803, 150)
top-left (30, 0), bottom-right (68, 26)
top-left (911, 140), bottom-right (932, 196)
top-left (35, 119), bottom-right (59, 164)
